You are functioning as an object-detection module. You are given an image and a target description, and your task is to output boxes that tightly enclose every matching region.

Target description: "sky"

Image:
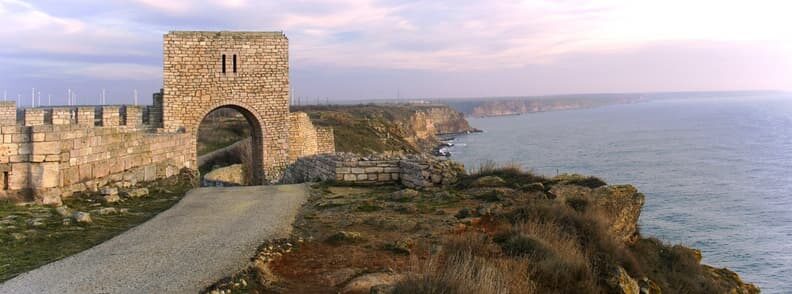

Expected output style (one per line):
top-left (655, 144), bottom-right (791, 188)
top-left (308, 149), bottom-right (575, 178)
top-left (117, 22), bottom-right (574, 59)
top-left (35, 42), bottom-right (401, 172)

top-left (0, 0), bottom-right (791, 106)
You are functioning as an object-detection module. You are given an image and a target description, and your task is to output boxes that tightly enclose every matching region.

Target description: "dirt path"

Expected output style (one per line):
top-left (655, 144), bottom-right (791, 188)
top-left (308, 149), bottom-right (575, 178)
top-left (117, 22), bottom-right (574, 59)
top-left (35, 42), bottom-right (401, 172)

top-left (0, 184), bottom-right (308, 294)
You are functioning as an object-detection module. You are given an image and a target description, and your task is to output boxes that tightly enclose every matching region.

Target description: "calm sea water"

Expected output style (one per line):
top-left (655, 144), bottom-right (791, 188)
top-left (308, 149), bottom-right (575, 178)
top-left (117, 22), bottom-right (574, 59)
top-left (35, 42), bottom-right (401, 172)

top-left (447, 94), bottom-right (792, 293)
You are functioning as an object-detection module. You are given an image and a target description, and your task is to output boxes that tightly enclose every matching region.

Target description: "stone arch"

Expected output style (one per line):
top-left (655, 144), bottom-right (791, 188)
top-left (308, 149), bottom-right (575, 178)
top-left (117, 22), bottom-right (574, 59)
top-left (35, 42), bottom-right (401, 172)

top-left (162, 31), bottom-right (292, 182)
top-left (195, 101), bottom-right (266, 184)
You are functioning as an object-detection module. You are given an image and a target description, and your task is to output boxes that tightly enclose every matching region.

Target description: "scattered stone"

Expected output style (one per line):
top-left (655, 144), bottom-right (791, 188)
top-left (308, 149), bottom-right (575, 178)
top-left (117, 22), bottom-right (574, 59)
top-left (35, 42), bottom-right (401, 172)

top-left (54, 206), bottom-right (72, 217)
top-left (340, 272), bottom-right (404, 294)
top-left (96, 207), bottom-right (119, 215)
top-left (100, 186), bottom-right (119, 196)
top-left (11, 232), bottom-right (26, 240)
top-left (119, 208), bottom-right (130, 214)
top-left (326, 231), bottom-right (365, 244)
top-left (72, 211), bottom-right (92, 224)
top-left (123, 187), bottom-right (149, 198)
top-left (62, 218), bottom-right (72, 226)
top-left (389, 189), bottom-right (419, 201)
top-left (101, 194), bottom-right (121, 204)
top-left (471, 176), bottom-right (507, 187)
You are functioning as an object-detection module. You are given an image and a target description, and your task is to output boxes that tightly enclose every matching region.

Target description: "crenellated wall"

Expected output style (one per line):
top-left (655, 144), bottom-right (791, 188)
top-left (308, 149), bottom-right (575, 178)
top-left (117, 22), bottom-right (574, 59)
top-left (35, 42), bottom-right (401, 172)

top-left (0, 102), bottom-right (193, 205)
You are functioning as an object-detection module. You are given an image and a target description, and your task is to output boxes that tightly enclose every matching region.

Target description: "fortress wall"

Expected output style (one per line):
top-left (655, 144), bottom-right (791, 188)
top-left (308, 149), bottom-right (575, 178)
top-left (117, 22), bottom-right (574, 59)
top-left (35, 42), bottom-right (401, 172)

top-left (287, 112), bottom-right (319, 162)
top-left (316, 127), bottom-right (335, 154)
top-left (282, 154), bottom-right (463, 189)
top-left (0, 102), bottom-right (15, 126)
top-left (0, 102), bottom-right (192, 205)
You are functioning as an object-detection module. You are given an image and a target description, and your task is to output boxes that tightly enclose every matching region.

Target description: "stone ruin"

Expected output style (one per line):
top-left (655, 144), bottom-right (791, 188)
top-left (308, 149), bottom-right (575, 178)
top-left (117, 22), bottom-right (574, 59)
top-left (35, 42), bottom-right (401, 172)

top-left (0, 31), bottom-right (335, 205)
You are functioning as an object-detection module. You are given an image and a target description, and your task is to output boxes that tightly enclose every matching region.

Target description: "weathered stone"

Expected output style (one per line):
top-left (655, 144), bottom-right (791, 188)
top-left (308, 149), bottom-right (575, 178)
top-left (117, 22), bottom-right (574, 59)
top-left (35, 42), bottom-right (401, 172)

top-left (123, 187), bottom-right (149, 198)
top-left (96, 207), bottom-right (118, 215)
top-left (100, 187), bottom-right (119, 196)
top-left (72, 211), bottom-right (92, 224)
top-left (54, 206), bottom-right (72, 217)
top-left (101, 194), bottom-right (121, 204)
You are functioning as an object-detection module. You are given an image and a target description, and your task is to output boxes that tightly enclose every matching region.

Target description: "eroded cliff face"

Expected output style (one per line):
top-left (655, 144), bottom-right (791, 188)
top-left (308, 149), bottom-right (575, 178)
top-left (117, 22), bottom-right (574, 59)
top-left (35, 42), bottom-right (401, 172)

top-left (294, 104), bottom-right (477, 154)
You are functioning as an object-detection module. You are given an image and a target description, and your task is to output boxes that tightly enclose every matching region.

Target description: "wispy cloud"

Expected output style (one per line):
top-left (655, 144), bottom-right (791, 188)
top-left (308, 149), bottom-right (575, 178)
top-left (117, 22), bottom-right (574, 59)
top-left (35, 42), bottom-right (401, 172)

top-left (0, 0), bottom-right (790, 103)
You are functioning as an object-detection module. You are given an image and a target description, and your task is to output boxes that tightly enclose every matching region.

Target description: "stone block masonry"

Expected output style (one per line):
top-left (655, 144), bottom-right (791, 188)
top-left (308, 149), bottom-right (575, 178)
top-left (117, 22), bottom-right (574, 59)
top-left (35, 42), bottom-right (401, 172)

top-left (0, 102), bottom-right (193, 205)
top-left (0, 31), bottom-right (335, 204)
top-left (282, 153), bottom-right (464, 189)
top-left (163, 31), bottom-right (291, 183)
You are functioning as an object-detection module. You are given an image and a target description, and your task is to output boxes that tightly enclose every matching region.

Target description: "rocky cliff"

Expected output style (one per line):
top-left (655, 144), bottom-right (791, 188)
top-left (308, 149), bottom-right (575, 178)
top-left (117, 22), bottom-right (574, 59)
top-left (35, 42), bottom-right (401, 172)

top-left (293, 104), bottom-right (477, 154)
top-left (440, 94), bottom-right (645, 117)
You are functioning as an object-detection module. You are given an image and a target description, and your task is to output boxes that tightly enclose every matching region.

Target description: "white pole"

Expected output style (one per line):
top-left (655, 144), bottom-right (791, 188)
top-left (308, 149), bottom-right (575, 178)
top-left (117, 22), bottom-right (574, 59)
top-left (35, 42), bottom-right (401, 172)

top-left (37, 91), bottom-right (41, 108)
top-left (67, 88), bottom-right (71, 106)
top-left (48, 94), bottom-right (51, 106)
top-left (134, 89), bottom-right (138, 105)
top-left (31, 88), bottom-right (35, 108)
top-left (102, 88), bottom-right (106, 105)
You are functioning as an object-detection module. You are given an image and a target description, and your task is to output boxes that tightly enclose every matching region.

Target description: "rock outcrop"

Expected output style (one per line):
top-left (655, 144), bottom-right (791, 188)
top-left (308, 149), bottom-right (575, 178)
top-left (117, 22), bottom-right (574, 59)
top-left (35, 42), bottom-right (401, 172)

top-left (550, 184), bottom-right (644, 244)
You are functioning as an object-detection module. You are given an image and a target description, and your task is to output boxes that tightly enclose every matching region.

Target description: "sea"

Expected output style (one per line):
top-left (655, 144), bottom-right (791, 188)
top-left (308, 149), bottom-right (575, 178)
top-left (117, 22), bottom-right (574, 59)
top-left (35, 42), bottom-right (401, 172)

top-left (445, 93), bottom-right (792, 293)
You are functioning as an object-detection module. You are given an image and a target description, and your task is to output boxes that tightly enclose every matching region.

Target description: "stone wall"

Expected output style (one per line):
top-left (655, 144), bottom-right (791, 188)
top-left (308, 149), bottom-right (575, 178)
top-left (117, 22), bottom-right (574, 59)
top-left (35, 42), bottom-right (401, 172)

top-left (0, 102), bottom-right (16, 126)
top-left (163, 31), bottom-right (290, 182)
top-left (0, 102), bottom-right (193, 205)
top-left (316, 127), bottom-right (335, 154)
top-left (282, 153), bottom-right (464, 189)
top-left (287, 112), bottom-right (319, 162)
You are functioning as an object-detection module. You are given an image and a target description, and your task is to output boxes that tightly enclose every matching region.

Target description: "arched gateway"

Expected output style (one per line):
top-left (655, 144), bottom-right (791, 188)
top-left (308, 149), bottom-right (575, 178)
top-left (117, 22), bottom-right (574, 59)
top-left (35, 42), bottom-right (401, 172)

top-left (162, 31), bottom-right (292, 183)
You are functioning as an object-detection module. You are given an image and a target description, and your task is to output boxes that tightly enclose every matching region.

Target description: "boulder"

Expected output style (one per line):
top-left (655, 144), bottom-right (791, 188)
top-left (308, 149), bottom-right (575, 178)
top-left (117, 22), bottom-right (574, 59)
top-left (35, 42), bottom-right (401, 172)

top-left (340, 272), bottom-right (404, 294)
top-left (470, 176), bottom-right (506, 187)
top-left (72, 211), bottom-right (92, 224)
top-left (54, 206), bottom-right (72, 217)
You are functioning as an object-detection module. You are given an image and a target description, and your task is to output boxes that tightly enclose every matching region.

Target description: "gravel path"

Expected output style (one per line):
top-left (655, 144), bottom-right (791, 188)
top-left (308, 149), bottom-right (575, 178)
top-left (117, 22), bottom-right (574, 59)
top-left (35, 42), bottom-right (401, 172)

top-left (0, 184), bottom-right (308, 294)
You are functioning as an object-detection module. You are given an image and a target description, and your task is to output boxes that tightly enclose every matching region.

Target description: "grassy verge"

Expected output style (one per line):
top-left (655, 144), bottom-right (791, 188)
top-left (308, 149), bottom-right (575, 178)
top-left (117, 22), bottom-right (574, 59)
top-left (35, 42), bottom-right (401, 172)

top-left (0, 173), bottom-right (195, 282)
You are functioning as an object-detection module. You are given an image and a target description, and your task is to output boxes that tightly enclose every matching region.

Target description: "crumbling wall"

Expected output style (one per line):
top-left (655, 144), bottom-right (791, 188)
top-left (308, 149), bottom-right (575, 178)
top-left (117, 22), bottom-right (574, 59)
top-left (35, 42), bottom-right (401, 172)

top-left (282, 153), bottom-right (464, 189)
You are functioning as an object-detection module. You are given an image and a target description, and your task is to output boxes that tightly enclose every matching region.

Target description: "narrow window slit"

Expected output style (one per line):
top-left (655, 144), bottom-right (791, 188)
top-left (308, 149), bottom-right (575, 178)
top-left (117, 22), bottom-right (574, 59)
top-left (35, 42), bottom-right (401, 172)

top-left (222, 54), bottom-right (227, 73)
top-left (233, 54), bottom-right (237, 73)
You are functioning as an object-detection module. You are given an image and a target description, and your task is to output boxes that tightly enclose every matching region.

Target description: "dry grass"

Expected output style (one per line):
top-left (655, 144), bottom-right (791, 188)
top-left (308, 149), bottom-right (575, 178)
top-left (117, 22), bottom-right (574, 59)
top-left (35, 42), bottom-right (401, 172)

top-left (393, 234), bottom-right (535, 294)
